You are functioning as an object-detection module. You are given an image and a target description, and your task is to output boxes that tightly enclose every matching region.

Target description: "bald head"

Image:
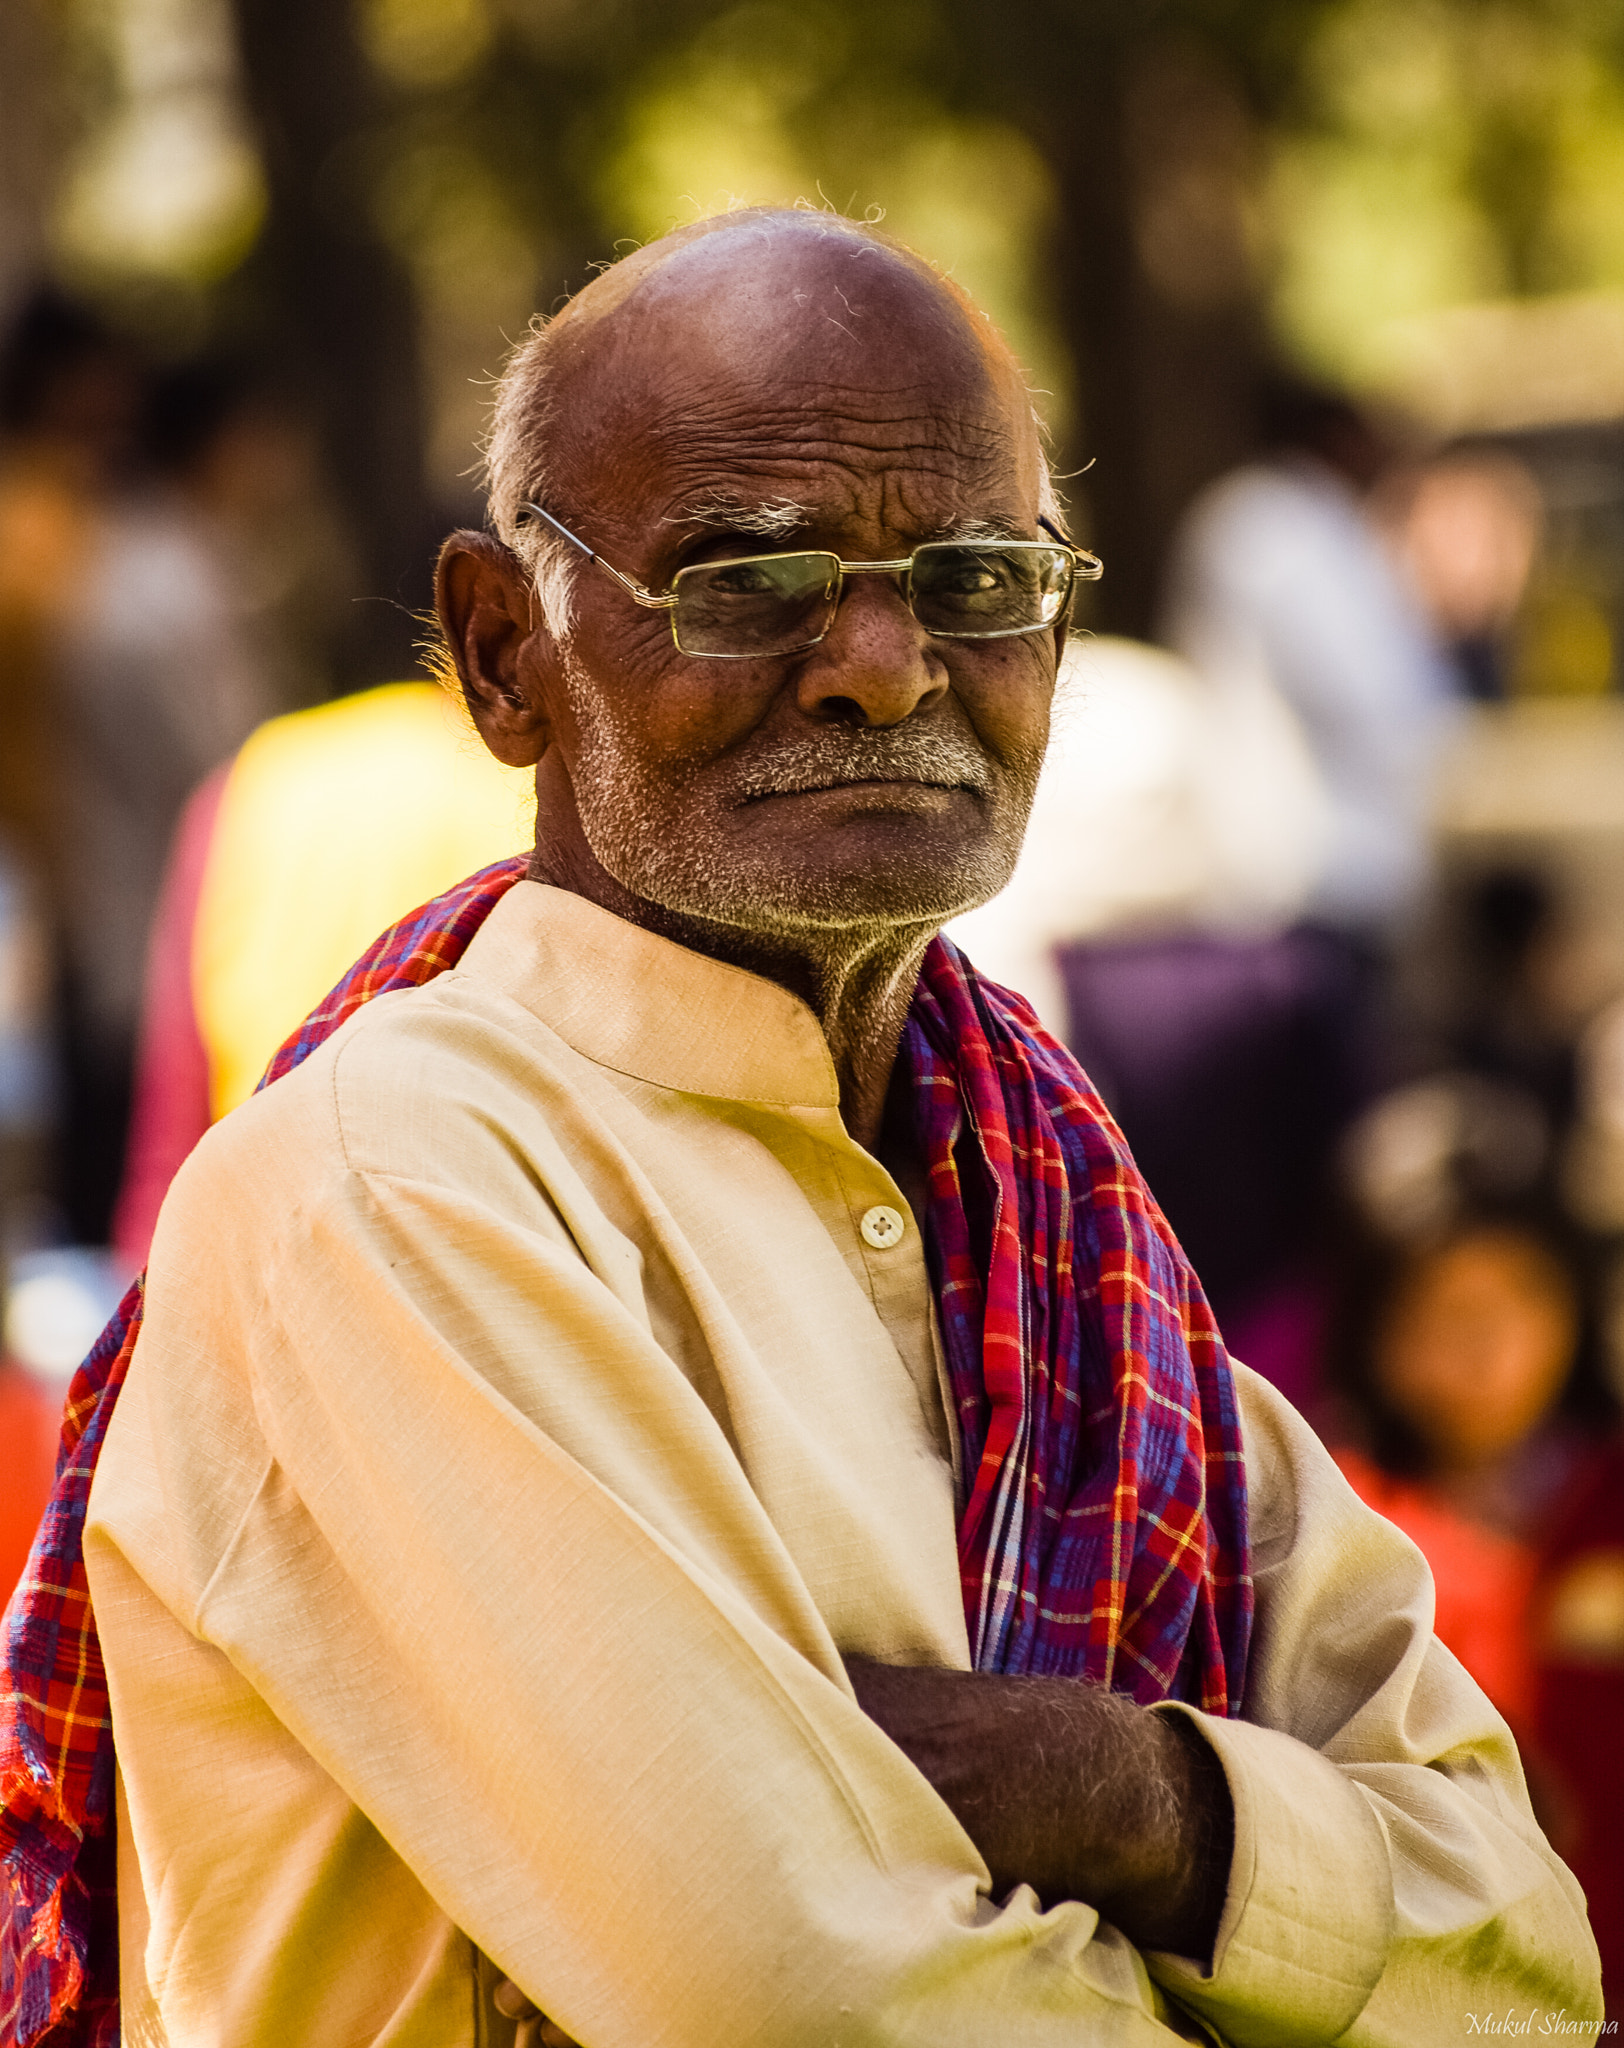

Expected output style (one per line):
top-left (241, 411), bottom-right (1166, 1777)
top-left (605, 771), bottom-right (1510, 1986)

top-left (486, 209), bottom-right (1053, 575)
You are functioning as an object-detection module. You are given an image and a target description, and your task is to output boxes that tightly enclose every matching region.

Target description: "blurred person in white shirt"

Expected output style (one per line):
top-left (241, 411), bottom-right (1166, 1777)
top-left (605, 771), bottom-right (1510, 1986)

top-left (1161, 376), bottom-right (1460, 938)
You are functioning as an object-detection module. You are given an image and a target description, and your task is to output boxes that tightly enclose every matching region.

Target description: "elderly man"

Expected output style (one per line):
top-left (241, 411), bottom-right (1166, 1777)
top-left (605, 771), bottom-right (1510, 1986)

top-left (44, 210), bottom-right (1594, 2045)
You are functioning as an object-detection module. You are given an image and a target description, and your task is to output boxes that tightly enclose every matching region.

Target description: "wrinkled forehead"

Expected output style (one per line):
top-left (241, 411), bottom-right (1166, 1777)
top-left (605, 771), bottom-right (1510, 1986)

top-left (545, 226), bottom-right (1039, 527)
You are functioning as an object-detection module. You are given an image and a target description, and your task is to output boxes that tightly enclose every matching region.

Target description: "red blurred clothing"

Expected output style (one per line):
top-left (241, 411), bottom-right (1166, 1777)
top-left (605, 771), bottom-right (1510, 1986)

top-left (1532, 1439), bottom-right (1624, 2015)
top-left (110, 770), bottom-right (221, 1270)
top-left (0, 1361), bottom-right (58, 1603)
top-left (1334, 1448), bottom-right (1536, 1723)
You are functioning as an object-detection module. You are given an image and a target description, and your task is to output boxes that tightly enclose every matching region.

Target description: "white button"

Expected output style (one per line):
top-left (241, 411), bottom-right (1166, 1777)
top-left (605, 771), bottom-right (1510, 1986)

top-left (860, 1204), bottom-right (906, 1250)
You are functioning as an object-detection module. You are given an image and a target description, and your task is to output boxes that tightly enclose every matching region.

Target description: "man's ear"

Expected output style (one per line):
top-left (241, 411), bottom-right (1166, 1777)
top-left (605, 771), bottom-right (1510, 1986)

top-left (434, 530), bottom-right (553, 768)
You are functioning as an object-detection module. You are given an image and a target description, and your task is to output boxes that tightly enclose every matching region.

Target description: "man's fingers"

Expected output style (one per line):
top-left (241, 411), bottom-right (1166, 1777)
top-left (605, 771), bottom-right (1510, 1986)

top-left (494, 1980), bottom-right (582, 2048)
top-left (493, 1978), bottom-right (540, 2020)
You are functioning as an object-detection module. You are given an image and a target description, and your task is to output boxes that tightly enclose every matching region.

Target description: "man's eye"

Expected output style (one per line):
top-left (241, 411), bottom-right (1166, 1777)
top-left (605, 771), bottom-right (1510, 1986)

top-left (945, 564), bottom-right (1007, 594)
top-left (705, 562), bottom-right (783, 597)
top-left (930, 556), bottom-right (1019, 601)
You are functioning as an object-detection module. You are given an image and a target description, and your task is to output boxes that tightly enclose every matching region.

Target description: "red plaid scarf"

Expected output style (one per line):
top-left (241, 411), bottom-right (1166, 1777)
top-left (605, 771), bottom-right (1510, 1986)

top-left (907, 945), bottom-right (1250, 1701)
top-left (0, 859), bottom-right (1250, 2044)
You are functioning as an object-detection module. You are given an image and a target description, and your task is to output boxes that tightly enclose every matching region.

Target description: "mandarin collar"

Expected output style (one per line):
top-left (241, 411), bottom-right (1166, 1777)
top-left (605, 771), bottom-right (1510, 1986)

top-left (454, 880), bottom-right (842, 1110)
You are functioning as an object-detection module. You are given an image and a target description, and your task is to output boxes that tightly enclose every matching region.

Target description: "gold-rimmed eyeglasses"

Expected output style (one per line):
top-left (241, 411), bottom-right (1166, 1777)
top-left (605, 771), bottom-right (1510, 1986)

top-left (521, 502), bottom-right (1102, 660)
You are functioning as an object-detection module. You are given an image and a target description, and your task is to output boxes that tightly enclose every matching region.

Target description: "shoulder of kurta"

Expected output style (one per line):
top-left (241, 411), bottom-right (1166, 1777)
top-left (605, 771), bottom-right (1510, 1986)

top-left (317, 973), bottom-right (598, 1194)
top-left (1227, 1361), bottom-right (1320, 1575)
top-left (152, 1020), bottom-right (353, 1266)
top-left (1230, 1359), bottom-right (1433, 1595)
top-left (1229, 1361), bottom-right (1517, 1772)
top-left (165, 972), bottom-right (579, 1231)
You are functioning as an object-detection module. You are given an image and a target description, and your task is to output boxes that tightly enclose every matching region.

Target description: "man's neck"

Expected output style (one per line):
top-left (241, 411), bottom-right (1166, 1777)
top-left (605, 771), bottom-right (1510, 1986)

top-left (527, 835), bottom-right (934, 1152)
top-left (677, 916), bottom-right (934, 1153)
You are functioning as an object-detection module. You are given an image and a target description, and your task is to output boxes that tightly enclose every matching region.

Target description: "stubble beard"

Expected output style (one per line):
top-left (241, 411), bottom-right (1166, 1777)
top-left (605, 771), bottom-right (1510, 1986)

top-left (560, 654), bottom-right (1044, 945)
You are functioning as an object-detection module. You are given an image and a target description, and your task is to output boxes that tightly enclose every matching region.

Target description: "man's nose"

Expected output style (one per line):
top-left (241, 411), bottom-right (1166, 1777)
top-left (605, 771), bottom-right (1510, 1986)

top-left (791, 573), bottom-right (948, 727)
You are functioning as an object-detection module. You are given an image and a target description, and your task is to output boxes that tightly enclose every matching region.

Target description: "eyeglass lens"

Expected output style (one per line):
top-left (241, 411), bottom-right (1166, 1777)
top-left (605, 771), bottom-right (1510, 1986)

top-left (908, 543), bottom-right (1072, 636)
top-left (673, 553), bottom-right (840, 657)
top-left (670, 543), bottom-right (1073, 657)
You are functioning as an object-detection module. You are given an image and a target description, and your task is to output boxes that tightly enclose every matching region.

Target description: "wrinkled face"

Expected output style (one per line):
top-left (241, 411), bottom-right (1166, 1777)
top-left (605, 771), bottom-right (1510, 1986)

top-left (525, 230), bottom-right (1060, 940)
top-left (1374, 1229), bottom-right (1578, 1468)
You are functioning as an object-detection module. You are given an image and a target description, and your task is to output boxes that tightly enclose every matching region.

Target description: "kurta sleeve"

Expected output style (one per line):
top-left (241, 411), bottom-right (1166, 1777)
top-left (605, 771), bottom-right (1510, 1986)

top-left (1144, 1367), bottom-right (1602, 2045)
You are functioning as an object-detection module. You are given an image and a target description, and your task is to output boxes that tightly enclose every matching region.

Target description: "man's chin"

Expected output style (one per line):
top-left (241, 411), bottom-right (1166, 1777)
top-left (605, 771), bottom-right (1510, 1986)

top-left (671, 852), bottom-right (1010, 937)
top-left (581, 800), bottom-right (1022, 940)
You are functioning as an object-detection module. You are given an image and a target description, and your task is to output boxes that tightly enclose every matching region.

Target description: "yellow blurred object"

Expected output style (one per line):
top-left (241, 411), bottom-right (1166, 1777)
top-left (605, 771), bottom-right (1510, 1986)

top-left (194, 682), bottom-right (534, 1117)
top-left (1541, 1549), bottom-right (1624, 1665)
top-left (1512, 584), bottom-right (1615, 698)
top-left (361, 0), bottom-right (492, 86)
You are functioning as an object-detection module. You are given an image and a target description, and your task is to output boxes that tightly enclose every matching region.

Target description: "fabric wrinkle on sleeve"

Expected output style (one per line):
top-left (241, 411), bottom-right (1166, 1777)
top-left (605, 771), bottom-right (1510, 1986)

top-left (1145, 1702), bottom-right (1393, 2045)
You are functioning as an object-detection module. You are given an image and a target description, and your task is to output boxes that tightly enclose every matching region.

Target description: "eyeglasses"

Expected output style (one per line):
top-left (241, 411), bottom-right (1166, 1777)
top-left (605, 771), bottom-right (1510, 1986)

top-left (521, 502), bottom-right (1103, 660)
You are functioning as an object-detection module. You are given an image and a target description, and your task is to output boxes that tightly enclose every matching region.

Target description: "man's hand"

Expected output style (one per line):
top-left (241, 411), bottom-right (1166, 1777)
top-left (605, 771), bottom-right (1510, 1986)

top-left (845, 1658), bottom-right (1233, 1964)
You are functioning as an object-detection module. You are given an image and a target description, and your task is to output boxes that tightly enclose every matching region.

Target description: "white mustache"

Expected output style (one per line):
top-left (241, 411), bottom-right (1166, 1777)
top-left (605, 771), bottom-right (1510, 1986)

top-left (732, 728), bottom-right (993, 801)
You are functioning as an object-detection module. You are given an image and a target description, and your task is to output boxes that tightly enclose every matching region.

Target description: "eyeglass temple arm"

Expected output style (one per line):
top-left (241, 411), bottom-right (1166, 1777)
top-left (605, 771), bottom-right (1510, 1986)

top-left (522, 503), bottom-right (675, 609)
top-left (1039, 514), bottom-right (1104, 583)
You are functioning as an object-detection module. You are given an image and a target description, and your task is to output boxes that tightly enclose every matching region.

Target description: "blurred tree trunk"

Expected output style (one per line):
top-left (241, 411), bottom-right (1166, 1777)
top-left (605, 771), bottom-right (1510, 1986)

top-left (0, 0), bottom-right (70, 317)
top-left (228, 0), bottom-right (432, 687)
top-left (943, 15), bottom-right (1249, 635)
top-left (920, 2), bottom-right (1324, 637)
top-left (1046, 31), bottom-right (1268, 637)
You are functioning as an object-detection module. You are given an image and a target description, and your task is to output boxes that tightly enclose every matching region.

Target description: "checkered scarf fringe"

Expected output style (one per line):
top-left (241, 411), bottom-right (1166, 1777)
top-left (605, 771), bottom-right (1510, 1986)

top-left (0, 858), bottom-right (1251, 2045)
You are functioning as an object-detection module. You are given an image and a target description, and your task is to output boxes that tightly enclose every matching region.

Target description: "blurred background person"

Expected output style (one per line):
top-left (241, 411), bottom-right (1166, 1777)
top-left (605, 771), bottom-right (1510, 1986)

top-left (1161, 373), bottom-right (1461, 943)
top-left (0, 290), bottom-right (140, 914)
top-left (1381, 448), bottom-right (1545, 703)
top-left (111, 679), bottom-right (535, 1268)
top-left (0, 292), bottom-right (139, 1254)
top-left (1326, 1068), bottom-right (1624, 2002)
top-left (49, 353), bottom-right (303, 1244)
top-left (1327, 1076), bottom-right (1608, 1714)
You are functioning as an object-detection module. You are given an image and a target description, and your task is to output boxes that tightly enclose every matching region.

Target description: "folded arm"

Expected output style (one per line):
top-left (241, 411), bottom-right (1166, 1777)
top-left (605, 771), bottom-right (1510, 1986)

top-left (844, 1660), bottom-right (1232, 1961)
top-left (845, 1371), bottom-right (1605, 2045)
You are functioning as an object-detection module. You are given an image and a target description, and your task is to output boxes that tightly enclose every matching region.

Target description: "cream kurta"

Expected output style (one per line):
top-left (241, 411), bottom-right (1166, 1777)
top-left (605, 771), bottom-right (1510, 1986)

top-left (86, 883), bottom-right (1600, 2047)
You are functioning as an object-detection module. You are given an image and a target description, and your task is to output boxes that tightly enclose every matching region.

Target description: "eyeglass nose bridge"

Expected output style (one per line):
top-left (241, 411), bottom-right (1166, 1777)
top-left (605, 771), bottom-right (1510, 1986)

top-left (823, 554), bottom-right (919, 634)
